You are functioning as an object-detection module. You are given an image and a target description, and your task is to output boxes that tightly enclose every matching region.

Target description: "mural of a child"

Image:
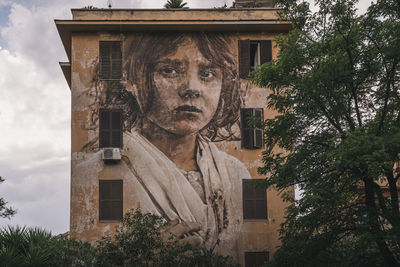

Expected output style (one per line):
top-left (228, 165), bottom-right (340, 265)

top-left (75, 32), bottom-right (251, 257)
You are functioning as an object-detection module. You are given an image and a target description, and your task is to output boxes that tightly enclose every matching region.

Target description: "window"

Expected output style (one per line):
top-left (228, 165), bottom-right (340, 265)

top-left (99, 180), bottom-right (123, 221)
top-left (243, 179), bottom-right (267, 220)
top-left (99, 109), bottom-right (123, 148)
top-left (239, 40), bottom-right (272, 78)
top-left (245, 251), bottom-right (269, 267)
top-left (99, 41), bottom-right (122, 80)
top-left (240, 108), bottom-right (264, 149)
top-left (250, 41), bottom-right (260, 69)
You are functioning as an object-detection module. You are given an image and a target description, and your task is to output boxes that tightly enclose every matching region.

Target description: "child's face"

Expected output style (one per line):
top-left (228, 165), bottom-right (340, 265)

top-left (144, 39), bottom-right (223, 136)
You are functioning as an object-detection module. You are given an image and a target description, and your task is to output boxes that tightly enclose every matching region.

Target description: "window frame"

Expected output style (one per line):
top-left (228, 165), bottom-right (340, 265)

top-left (242, 179), bottom-right (267, 220)
top-left (99, 109), bottom-right (123, 148)
top-left (238, 39), bottom-right (272, 79)
top-left (99, 180), bottom-right (123, 222)
top-left (99, 41), bottom-right (122, 80)
top-left (240, 108), bottom-right (264, 149)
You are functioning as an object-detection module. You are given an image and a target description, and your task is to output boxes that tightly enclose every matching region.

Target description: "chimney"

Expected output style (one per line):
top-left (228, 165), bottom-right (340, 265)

top-left (234, 0), bottom-right (274, 8)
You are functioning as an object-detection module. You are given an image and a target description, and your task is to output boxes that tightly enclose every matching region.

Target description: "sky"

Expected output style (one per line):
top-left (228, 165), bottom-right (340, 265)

top-left (0, 0), bottom-right (371, 235)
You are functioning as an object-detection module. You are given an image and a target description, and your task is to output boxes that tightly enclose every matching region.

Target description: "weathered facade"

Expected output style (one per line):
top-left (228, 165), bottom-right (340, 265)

top-left (56, 6), bottom-right (292, 266)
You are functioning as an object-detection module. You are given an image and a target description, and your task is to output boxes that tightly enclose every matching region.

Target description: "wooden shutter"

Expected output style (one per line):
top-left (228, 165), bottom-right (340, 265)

top-left (243, 180), bottom-right (255, 219)
top-left (99, 180), bottom-right (123, 221)
top-left (99, 109), bottom-right (123, 148)
top-left (111, 42), bottom-right (122, 79)
top-left (260, 40), bottom-right (272, 64)
top-left (239, 40), bottom-right (251, 79)
top-left (111, 111), bottom-right (122, 147)
top-left (255, 185), bottom-right (267, 219)
top-left (99, 42), bottom-right (111, 79)
top-left (99, 41), bottom-right (122, 80)
top-left (243, 179), bottom-right (267, 220)
top-left (245, 251), bottom-right (269, 267)
top-left (253, 108), bottom-right (264, 149)
top-left (99, 110), bottom-right (111, 148)
top-left (241, 108), bottom-right (254, 149)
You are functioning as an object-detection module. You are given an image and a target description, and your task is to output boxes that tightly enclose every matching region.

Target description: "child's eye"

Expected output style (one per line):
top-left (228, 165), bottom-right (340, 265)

top-left (160, 67), bottom-right (177, 75)
top-left (200, 69), bottom-right (216, 79)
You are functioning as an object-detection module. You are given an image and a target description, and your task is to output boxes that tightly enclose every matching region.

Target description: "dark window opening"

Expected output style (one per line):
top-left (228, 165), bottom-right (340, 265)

top-left (245, 251), bottom-right (269, 267)
top-left (240, 108), bottom-right (264, 149)
top-left (239, 40), bottom-right (272, 78)
top-left (99, 180), bottom-right (123, 221)
top-left (99, 109), bottom-right (123, 148)
top-left (250, 42), bottom-right (260, 69)
top-left (99, 41), bottom-right (122, 80)
top-left (243, 179), bottom-right (267, 220)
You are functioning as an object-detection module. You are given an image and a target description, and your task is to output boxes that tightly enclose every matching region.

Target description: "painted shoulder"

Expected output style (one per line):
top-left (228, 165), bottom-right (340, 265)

top-left (209, 142), bottom-right (251, 180)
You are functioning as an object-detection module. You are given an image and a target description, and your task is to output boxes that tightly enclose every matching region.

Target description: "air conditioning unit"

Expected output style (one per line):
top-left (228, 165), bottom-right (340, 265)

top-left (102, 148), bottom-right (121, 162)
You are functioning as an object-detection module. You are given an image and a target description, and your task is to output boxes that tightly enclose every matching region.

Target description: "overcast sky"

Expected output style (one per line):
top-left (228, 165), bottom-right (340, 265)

top-left (0, 0), bottom-right (371, 235)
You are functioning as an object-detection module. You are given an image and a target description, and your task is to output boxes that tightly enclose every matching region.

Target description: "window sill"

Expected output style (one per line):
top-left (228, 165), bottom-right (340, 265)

top-left (99, 220), bottom-right (122, 223)
top-left (243, 218), bottom-right (270, 222)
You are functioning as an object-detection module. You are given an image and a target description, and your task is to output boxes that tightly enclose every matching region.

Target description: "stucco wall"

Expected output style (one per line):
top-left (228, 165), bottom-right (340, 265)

top-left (70, 30), bottom-right (292, 265)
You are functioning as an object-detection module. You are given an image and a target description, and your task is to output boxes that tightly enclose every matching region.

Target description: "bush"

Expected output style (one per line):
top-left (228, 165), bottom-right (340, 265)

top-left (0, 209), bottom-right (237, 267)
top-left (0, 226), bottom-right (99, 267)
top-left (97, 208), bottom-right (238, 267)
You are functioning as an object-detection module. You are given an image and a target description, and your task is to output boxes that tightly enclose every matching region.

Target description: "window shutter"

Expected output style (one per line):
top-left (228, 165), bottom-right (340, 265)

top-left (260, 40), bottom-right (272, 64)
top-left (111, 42), bottom-right (122, 79)
top-left (239, 40), bottom-right (251, 79)
top-left (253, 108), bottom-right (264, 149)
top-left (243, 179), bottom-right (267, 220)
top-left (245, 252), bottom-right (269, 267)
top-left (243, 180), bottom-right (254, 219)
top-left (99, 41), bottom-right (122, 80)
top-left (99, 42), bottom-right (111, 79)
top-left (99, 180), bottom-right (123, 221)
top-left (99, 109), bottom-right (123, 148)
top-left (99, 110), bottom-right (111, 148)
top-left (111, 111), bottom-right (122, 147)
top-left (241, 108), bottom-right (254, 149)
top-left (245, 252), bottom-right (257, 267)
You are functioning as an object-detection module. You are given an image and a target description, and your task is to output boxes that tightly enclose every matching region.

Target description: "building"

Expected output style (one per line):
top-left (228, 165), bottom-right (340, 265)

top-left (55, 2), bottom-right (292, 266)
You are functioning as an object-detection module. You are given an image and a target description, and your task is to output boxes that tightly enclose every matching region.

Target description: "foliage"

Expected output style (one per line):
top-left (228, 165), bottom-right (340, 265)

top-left (0, 226), bottom-right (98, 267)
top-left (250, 0), bottom-right (400, 266)
top-left (97, 208), bottom-right (238, 267)
top-left (83, 6), bottom-right (98, 9)
top-left (164, 0), bottom-right (188, 8)
top-left (0, 176), bottom-right (16, 219)
top-left (0, 210), bottom-right (237, 266)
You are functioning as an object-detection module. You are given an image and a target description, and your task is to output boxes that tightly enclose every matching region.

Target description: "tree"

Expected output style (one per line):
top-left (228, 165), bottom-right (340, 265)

top-left (250, 0), bottom-right (400, 266)
top-left (164, 0), bottom-right (188, 8)
top-left (0, 177), bottom-right (16, 219)
top-left (0, 226), bottom-right (99, 266)
top-left (97, 208), bottom-right (238, 267)
top-left (0, 210), bottom-right (237, 266)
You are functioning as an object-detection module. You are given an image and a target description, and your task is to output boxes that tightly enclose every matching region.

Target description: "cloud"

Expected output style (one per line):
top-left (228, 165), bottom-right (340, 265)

top-left (0, 47), bottom-right (70, 234)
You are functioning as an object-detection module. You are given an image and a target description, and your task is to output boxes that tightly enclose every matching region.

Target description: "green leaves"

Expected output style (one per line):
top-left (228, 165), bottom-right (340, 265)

top-left (250, 0), bottom-right (400, 266)
top-left (0, 226), bottom-right (94, 267)
top-left (0, 210), bottom-right (237, 266)
top-left (96, 208), bottom-right (238, 267)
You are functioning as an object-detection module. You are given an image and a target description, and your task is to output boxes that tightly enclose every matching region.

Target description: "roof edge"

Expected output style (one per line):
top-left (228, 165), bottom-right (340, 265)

top-left (70, 8), bottom-right (281, 11)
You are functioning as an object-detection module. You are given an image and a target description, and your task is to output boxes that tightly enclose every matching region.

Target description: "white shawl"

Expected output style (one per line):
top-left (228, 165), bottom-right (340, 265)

top-left (122, 130), bottom-right (248, 251)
